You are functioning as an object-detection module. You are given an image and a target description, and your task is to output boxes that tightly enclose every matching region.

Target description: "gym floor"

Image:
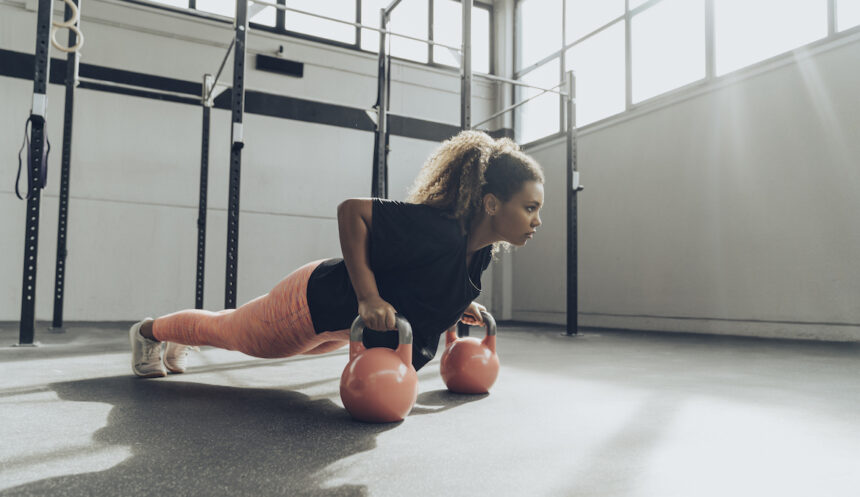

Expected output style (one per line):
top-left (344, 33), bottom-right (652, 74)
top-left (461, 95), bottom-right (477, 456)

top-left (1, 322), bottom-right (858, 497)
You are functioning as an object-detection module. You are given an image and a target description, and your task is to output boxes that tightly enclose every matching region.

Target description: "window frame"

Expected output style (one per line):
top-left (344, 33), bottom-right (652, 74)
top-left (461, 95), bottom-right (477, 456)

top-left (121, 0), bottom-right (494, 74)
top-left (513, 0), bottom-right (857, 148)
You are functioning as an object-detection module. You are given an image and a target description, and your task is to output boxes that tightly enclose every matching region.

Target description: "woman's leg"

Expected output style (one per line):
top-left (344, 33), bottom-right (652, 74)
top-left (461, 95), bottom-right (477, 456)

top-left (149, 259), bottom-right (346, 359)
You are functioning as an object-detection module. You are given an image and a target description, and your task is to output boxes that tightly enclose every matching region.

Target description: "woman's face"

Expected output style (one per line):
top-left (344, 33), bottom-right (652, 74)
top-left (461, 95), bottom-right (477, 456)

top-left (490, 180), bottom-right (544, 246)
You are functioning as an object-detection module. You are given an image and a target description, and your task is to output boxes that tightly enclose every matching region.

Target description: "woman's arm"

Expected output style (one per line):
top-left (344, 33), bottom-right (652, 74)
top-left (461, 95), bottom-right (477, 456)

top-left (337, 199), bottom-right (398, 330)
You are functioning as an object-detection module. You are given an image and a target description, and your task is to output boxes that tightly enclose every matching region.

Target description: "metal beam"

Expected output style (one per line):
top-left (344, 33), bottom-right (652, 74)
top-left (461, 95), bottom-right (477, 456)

top-left (52, 0), bottom-right (80, 331)
top-left (225, 2), bottom-right (248, 309)
top-left (461, 0), bottom-right (472, 130)
top-left (18, 0), bottom-right (53, 345)
top-left (372, 8), bottom-right (390, 198)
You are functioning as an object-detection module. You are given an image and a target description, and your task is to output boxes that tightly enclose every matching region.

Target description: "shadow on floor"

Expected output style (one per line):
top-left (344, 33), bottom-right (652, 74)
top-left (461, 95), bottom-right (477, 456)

top-left (2, 374), bottom-right (487, 497)
top-left (1, 377), bottom-right (380, 496)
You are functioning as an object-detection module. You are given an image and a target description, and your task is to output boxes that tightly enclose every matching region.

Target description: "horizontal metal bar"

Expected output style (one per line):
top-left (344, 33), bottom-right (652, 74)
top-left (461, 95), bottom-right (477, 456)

top-left (515, 13), bottom-right (626, 78)
top-left (76, 76), bottom-right (202, 99)
top-left (481, 73), bottom-right (568, 96)
top-left (472, 80), bottom-right (567, 130)
top-left (248, 0), bottom-right (462, 52)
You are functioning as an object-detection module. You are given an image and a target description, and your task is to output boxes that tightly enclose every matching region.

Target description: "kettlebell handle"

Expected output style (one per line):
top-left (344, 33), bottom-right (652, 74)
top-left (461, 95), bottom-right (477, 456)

top-left (447, 310), bottom-right (497, 345)
top-left (349, 313), bottom-right (413, 365)
top-left (350, 313), bottom-right (413, 344)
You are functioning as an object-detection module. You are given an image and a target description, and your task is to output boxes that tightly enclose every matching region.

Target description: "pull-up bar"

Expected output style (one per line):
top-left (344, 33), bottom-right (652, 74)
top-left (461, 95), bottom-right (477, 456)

top-left (471, 78), bottom-right (569, 130)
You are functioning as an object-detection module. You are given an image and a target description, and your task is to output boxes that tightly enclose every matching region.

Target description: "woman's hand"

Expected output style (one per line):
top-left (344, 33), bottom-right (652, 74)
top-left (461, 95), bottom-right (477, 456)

top-left (460, 301), bottom-right (487, 327)
top-left (358, 295), bottom-right (398, 331)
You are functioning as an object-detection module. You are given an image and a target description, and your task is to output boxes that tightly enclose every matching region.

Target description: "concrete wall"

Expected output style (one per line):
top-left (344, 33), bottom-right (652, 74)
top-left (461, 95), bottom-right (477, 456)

top-left (516, 31), bottom-right (860, 342)
top-left (0, 0), bottom-right (498, 322)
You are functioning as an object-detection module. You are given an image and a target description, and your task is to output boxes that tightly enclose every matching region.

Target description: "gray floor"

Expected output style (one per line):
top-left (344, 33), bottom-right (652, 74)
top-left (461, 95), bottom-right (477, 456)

top-left (1, 322), bottom-right (859, 497)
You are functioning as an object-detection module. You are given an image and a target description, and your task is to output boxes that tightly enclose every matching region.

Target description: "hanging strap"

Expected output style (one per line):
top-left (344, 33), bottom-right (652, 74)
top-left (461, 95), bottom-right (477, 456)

top-left (16, 115), bottom-right (51, 201)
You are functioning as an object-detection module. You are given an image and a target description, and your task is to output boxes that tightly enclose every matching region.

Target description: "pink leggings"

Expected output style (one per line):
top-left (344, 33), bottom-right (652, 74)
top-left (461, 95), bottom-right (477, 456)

top-left (152, 260), bottom-right (350, 358)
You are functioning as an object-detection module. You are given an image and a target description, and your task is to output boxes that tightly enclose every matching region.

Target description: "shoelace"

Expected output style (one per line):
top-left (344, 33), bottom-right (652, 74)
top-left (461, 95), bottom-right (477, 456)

top-left (141, 341), bottom-right (162, 363)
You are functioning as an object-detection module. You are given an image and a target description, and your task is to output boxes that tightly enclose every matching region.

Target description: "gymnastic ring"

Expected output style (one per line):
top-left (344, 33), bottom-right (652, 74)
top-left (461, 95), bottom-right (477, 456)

top-left (51, 0), bottom-right (84, 53)
top-left (51, 24), bottom-right (84, 53)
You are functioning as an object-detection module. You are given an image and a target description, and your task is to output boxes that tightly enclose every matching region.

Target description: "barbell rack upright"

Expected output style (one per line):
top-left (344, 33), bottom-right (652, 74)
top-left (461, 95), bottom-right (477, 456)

top-left (565, 70), bottom-right (580, 336)
top-left (18, 0), bottom-right (53, 345)
top-left (225, 2), bottom-right (248, 309)
top-left (371, 8), bottom-right (390, 198)
top-left (196, 74), bottom-right (213, 310)
top-left (51, 0), bottom-right (81, 330)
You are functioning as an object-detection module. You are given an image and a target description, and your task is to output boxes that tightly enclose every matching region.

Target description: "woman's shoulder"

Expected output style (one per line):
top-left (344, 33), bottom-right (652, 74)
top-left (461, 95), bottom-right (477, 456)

top-left (373, 198), bottom-right (462, 240)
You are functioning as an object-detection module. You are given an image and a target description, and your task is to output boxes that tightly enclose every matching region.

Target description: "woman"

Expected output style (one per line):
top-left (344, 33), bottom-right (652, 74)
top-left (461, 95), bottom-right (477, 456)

top-left (130, 130), bottom-right (544, 377)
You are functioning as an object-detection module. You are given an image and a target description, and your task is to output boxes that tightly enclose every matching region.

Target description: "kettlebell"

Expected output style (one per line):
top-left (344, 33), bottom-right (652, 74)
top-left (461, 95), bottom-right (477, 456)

top-left (339, 313), bottom-right (419, 423)
top-left (440, 310), bottom-right (499, 394)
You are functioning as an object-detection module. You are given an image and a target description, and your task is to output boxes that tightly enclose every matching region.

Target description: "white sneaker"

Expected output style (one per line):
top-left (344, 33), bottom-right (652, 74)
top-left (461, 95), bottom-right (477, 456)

top-left (163, 342), bottom-right (196, 374)
top-left (129, 318), bottom-right (166, 378)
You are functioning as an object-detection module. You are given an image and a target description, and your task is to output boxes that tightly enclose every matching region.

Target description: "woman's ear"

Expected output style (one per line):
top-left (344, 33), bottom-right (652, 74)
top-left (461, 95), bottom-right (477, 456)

top-left (483, 193), bottom-right (499, 216)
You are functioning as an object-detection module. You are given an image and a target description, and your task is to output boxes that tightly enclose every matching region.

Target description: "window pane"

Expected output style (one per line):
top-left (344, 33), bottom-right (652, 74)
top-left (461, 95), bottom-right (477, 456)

top-left (565, 0), bottom-right (624, 42)
top-left (517, 0), bottom-right (562, 70)
top-left (196, 0), bottom-right (233, 18)
top-left (515, 60), bottom-right (561, 143)
top-left (715, 0), bottom-right (827, 76)
top-left (632, 0), bottom-right (705, 103)
top-left (433, 1), bottom-right (491, 74)
top-left (389, 0), bottom-right (429, 63)
top-left (152, 0), bottom-right (188, 10)
top-left (250, 5), bottom-right (276, 27)
top-left (285, 0), bottom-right (355, 44)
top-left (566, 20), bottom-right (625, 126)
top-left (837, 0), bottom-right (860, 31)
top-left (361, 0), bottom-right (389, 52)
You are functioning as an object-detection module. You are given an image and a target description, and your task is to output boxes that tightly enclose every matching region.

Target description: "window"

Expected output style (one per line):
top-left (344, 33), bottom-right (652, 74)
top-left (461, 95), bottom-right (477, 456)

top-left (565, 0), bottom-right (624, 42)
top-left (515, 60), bottom-right (561, 144)
top-left (285, 0), bottom-right (355, 44)
top-left (433, 0), bottom-right (491, 74)
top-left (135, 1), bottom-right (492, 73)
top-left (517, 0), bottom-right (562, 70)
top-left (515, 0), bottom-right (845, 144)
top-left (632, 0), bottom-right (705, 103)
top-left (388, 0), bottom-right (429, 63)
top-left (361, 0), bottom-right (390, 52)
top-left (837, 0), bottom-right (860, 31)
top-left (566, 21), bottom-right (625, 126)
top-left (714, 0), bottom-right (828, 76)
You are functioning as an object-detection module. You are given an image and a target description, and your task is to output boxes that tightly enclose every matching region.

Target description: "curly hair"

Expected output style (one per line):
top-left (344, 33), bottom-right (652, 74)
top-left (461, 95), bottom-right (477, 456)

top-left (405, 130), bottom-right (545, 259)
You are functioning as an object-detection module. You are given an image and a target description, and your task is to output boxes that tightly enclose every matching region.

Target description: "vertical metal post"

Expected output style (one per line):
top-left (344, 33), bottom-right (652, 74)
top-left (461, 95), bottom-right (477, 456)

top-left (460, 0), bottom-right (472, 130)
top-left (225, 4), bottom-right (247, 309)
top-left (705, 0), bottom-right (716, 80)
top-left (458, 0), bottom-right (473, 338)
top-left (372, 8), bottom-right (389, 198)
top-left (827, 0), bottom-right (836, 35)
top-left (197, 74), bottom-right (212, 310)
top-left (19, 0), bottom-right (53, 345)
top-left (624, 0), bottom-right (632, 110)
top-left (52, 0), bottom-right (80, 331)
top-left (565, 70), bottom-right (579, 336)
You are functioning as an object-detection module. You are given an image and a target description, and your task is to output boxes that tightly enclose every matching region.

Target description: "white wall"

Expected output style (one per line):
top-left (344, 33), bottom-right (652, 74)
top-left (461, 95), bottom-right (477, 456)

top-left (0, 0), bottom-right (497, 321)
top-left (516, 33), bottom-right (860, 342)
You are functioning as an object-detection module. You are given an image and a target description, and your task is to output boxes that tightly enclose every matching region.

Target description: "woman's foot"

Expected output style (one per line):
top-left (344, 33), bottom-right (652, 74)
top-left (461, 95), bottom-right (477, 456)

top-left (129, 318), bottom-right (166, 378)
top-left (163, 343), bottom-right (196, 374)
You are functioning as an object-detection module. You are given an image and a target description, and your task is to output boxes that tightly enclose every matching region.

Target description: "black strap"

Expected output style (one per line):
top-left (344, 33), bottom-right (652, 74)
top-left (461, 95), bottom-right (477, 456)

top-left (16, 115), bottom-right (50, 201)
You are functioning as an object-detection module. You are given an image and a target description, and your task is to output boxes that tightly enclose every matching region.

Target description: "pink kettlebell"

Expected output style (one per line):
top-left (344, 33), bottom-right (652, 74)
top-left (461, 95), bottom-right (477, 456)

top-left (440, 310), bottom-right (499, 394)
top-left (340, 314), bottom-right (418, 423)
